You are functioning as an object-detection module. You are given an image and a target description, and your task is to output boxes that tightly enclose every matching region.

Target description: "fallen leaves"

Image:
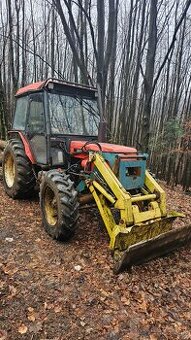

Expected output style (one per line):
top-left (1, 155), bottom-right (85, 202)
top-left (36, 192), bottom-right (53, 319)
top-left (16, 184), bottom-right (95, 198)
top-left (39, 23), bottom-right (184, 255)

top-left (74, 265), bottom-right (82, 271)
top-left (28, 322), bottom-right (43, 334)
top-left (1, 263), bottom-right (19, 276)
top-left (120, 295), bottom-right (130, 306)
top-left (28, 314), bottom-right (36, 322)
top-left (18, 324), bottom-right (28, 334)
top-left (8, 285), bottom-right (17, 299)
top-left (27, 307), bottom-right (36, 322)
top-left (0, 179), bottom-right (190, 339)
top-left (0, 330), bottom-right (8, 340)
top-left (54, 306), bottom-right (62, 313)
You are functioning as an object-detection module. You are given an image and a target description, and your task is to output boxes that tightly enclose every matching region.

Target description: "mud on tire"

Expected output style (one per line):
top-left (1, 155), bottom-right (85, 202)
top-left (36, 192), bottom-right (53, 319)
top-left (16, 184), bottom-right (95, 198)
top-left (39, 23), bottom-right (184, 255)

top-left (3, 139), bottom-right (36, 198)
top-left (40, 170), bottom-right (79, 241)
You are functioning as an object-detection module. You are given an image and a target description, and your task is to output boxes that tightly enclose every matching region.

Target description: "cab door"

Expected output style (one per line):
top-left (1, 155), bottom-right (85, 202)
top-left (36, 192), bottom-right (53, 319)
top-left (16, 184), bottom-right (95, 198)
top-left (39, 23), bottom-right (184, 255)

top-left (26, 93), bottom-right (47, 165)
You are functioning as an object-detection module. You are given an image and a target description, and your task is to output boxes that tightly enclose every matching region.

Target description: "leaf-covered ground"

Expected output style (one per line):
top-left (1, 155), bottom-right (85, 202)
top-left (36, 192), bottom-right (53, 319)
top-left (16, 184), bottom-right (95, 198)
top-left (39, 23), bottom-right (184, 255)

top-left (0, 173), bottom-right (191, 340)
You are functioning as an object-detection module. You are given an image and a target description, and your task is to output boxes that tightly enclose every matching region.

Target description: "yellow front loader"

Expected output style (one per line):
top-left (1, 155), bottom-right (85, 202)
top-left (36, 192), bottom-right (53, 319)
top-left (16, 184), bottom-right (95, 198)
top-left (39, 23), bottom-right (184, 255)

top-left (85, 152), bottom-right (191, 273)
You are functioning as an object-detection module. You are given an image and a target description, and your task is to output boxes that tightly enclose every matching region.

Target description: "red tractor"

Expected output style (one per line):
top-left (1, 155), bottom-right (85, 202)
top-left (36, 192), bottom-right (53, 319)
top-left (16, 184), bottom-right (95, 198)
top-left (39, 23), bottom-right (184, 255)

top-left (2, 78), bottom-right (191, 273)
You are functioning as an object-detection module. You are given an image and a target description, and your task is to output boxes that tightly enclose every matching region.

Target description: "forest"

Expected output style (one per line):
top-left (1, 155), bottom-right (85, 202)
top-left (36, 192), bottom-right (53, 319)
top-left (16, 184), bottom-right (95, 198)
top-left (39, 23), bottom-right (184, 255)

top-left (0, 0), bottom-right (191, 190)
top-left (0, 1), bottom-right (191, 339)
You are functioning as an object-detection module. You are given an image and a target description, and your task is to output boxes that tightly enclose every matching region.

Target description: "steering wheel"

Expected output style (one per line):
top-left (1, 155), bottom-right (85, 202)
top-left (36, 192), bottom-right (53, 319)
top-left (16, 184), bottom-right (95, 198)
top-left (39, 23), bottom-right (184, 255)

top-left (81, 140), bottom-right (102, 153)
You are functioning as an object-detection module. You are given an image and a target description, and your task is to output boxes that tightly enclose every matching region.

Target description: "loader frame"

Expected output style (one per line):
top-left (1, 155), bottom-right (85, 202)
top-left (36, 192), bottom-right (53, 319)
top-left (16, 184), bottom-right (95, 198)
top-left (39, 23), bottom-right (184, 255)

top-left (85, 152), bottom-right (184, 264)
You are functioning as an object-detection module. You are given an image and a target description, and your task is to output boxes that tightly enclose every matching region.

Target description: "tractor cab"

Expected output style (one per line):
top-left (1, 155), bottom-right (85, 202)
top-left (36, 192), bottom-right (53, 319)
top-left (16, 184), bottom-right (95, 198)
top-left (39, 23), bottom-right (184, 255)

top-left (12, 79), bottom-right (100, 166)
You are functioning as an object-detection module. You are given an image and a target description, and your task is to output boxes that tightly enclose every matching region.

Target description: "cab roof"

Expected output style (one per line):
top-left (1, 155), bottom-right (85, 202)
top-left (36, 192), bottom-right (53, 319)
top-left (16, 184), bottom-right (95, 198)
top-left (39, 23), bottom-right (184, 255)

top-left (15, 78), bottom-right (97, 97)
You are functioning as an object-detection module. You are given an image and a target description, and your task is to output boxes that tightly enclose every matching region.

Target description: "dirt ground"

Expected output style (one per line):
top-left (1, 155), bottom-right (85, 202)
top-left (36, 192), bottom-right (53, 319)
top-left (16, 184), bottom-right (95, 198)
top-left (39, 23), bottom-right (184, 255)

top-left (0, 171), bottom-right (191, 340)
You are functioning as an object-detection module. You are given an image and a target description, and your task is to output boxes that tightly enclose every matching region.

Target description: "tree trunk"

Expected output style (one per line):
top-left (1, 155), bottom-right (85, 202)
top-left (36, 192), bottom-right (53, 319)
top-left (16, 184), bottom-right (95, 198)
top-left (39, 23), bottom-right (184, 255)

top-left (141, 0), bottom-right (157, 151)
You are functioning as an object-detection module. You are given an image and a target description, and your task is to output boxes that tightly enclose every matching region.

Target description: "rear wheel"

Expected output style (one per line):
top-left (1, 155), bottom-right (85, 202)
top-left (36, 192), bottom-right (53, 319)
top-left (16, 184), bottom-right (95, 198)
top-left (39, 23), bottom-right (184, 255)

top-left (40, 170), bottom-right (79, 241)
top-left (3, 139), bottom-right (36, 198)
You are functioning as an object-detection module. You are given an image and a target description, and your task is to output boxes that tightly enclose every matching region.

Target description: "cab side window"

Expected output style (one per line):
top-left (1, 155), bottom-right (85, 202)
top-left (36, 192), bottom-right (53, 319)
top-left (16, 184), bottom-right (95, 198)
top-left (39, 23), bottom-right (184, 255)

top-left (13, 96), bottom-right (28, 130)
top-left (28, 93), bottom-right (45, 134)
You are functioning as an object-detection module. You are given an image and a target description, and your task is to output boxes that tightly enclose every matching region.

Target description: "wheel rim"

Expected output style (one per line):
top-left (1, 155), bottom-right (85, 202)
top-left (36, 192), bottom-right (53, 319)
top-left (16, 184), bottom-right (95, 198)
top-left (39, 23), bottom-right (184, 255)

top-left (4, 152), bottom-right (16, 188)
top-left (44, 186), bottom-right (58, 226)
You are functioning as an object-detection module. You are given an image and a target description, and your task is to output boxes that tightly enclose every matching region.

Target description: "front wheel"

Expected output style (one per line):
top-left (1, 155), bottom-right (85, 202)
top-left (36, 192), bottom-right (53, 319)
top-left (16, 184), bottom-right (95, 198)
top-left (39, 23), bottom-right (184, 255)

top-left (40, 170), bottom-right (79, 241)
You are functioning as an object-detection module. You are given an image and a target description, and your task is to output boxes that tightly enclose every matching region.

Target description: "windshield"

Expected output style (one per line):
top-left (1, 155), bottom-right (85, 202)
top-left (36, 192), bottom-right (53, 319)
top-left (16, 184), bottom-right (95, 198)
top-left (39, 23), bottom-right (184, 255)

top-left (48, 93), bottom-right (100, 135)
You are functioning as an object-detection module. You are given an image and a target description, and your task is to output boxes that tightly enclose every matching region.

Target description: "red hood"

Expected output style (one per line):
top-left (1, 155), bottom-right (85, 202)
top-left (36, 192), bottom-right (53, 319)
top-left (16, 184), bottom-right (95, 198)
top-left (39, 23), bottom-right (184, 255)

top-left (70, 141), bottom-right (137, 154)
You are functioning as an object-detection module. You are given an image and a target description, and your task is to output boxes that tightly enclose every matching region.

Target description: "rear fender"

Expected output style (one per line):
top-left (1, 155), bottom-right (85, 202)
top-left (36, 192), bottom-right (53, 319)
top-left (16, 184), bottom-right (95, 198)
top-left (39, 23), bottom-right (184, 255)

top-left (8, 131), bottom-right (36, 164)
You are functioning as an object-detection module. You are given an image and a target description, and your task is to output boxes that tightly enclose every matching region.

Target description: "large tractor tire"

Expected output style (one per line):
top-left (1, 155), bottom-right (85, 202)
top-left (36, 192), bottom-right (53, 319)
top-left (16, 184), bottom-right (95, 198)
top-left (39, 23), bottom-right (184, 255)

top-left (40, 170), bottom-right (79, 241)
top-left (2, 139), bottom-right (36, 198)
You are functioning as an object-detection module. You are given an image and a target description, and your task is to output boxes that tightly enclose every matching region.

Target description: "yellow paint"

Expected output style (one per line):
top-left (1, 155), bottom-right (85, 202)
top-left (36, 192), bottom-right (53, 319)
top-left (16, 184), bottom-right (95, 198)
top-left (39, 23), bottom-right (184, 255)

top-left (88, 184), bottom-right (115, 237)
top-left (85, 153), bottom-right (182, 253)
top-left (44, 187), bottom-right (57, 226)
top-left (4, 152), bottom-right (16, 188)
top-left (131, 193), bottom-right (156, 202)
top-left (145, 170), bottom-right (167, 216)
top-left (92, 180), bottom-right (116, 204)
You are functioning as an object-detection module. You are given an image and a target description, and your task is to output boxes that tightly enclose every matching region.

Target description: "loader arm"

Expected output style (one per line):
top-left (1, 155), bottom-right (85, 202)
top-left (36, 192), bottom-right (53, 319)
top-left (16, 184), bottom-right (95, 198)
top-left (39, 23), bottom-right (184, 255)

top-left (85, 152), bottom-right (190, 273)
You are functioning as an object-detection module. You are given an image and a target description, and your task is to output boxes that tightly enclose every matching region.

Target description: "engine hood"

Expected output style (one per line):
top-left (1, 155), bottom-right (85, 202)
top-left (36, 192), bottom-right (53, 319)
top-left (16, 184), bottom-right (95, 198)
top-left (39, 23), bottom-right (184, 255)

top-left (70, 141), bottom-right (137, 154)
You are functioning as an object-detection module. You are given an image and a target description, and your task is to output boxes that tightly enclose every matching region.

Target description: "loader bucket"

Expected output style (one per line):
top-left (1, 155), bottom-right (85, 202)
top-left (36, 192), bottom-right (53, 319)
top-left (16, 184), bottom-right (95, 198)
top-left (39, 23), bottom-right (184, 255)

top-left (113, 223), bottom-right (191, 274)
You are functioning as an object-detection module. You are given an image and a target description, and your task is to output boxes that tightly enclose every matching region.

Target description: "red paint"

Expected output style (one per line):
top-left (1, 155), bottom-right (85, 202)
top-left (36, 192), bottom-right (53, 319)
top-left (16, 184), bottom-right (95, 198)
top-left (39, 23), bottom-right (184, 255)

top-left (81, 159), bottom-right (89, 168)
top-left (17, 132), bottom-right (36, 164)
top-left (15, 81), bottom-right (45, 96)
top-left (70, 141), bottom-right (138, 170)
top-left (81, 158), bottom-right (95, 173)
top-left (70, 141), bottom-right (137, 155)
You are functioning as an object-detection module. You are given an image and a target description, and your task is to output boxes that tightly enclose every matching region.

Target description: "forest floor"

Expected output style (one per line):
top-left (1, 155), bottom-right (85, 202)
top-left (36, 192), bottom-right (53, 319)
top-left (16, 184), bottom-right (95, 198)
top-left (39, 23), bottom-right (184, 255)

top-left (0, 169), bottom-right (191, 340)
